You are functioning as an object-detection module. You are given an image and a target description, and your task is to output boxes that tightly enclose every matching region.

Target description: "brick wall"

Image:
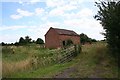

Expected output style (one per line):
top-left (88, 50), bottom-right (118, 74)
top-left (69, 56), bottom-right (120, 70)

top-left (59, 35), bottom-right (80, 47)
top-left (45, 29), bottom-right (60, 48)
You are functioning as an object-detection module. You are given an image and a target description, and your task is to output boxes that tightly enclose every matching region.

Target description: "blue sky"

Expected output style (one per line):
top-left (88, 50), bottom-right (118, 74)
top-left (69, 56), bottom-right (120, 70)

top-left (0, 0), bottom-right (104, 43)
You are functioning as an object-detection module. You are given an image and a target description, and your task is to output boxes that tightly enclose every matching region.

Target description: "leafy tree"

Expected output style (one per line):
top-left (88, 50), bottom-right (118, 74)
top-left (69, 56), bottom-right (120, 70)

top-left (80, 33), bottom-right (97, 44)
top-left (36, 38), bottom-right (44, 44)
top-left (24, 36), bottom-right (32, 44)
top-left (95, 1), bottom-right (120, 64)
top-left (18, 36), bottom-right (32, 45)
top-left (32, 40), bottom-right (36, 43)
top-left (15, 42), bottom-right (19, 46)
top-left (91, 39), bottom-right (97, 42)
top-left (19, 37), bottom-right (25, 45)
top-left (80, 33), bottom-right (88, 44)
top-left (80, 33), bottom-right (90, 44)
top-left (1, 42), bottom-right (6, 46)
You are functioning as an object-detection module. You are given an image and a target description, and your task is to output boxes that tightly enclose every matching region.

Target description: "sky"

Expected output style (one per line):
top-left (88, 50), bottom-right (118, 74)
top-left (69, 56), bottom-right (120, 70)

top-left (0, 0), bottom-right (105, 43)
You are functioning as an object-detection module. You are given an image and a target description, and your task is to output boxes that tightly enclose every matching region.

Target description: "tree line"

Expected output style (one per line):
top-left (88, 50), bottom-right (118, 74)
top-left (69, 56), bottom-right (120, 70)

top-left (1, 33), bottom-right (98, 46)
top-left (1, 36), bottom-right (44, 46)
top-left (80, 33), bottom-right (97, 45)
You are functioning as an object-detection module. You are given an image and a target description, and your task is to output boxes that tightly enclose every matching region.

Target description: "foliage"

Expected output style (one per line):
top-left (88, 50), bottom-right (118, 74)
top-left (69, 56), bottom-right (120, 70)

top-left (80, 33), bottom-right (97, 44)
top-left (19, 37), bottom-right (25, 45)
top-left (1, 42), bottom-right (5, 46)
top-left (2, 42), bottom-right (118, 78)
top-left (63, 39), bottom-right (73, 47)
top-left (24, 36), bottom-right (32, 44)
top-left (80, 33), bottom-right (89, 44)
top-left (36, 38), bottom-right (44, 44)
top-left (94, 1), bottom-right (120, 63)
top-left (2, 44), bottom-right (76, 77)
top-left (1, 36), bottom-right (45, 46)
top-left (66, 39), bottom-right (73, 46)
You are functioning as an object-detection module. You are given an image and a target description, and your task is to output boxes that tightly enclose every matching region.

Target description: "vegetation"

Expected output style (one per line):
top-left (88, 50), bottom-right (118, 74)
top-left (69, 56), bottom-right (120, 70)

top-left (80, 33), bottom-right (97, 44)
top-left (2, 42), bottom-right (118, 78)
top-left (71, 42), bottom-right (118, 78)
top-left (2, 43), bottom-right (78, 77)
top-left (1, 36), bottom-right (44, 46)
top-left (63, 39), bottom-right (73, 47)
top-left (95, 0), bottom-right (120, 66)
top-left (36, 38), bottom-right (44, 44)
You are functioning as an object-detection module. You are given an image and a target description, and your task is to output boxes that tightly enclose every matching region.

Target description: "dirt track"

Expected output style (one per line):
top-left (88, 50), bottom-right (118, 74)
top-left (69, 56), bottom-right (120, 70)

top-left (53, 67), bottom-right (77, 78)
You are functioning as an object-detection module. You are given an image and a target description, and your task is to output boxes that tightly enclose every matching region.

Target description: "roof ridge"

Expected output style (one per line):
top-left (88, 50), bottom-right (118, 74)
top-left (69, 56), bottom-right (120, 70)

top-left (51, 27), bottom-right (79, 36)
top-left (53, 27), bottom-right (74, 32)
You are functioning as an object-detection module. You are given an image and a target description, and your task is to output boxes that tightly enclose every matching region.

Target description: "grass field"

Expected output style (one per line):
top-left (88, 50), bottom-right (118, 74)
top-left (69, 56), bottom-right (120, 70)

top-left (2, 42), bottom-right (119, 78)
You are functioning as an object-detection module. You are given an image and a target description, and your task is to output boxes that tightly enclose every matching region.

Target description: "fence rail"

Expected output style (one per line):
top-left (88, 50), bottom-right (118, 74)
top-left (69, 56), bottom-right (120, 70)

top-left (30, 44), bottom-right (81, 69)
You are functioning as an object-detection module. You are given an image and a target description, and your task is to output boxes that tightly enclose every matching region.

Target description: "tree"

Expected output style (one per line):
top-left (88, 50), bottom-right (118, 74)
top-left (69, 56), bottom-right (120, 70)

top-left (24, 36), bottom-right (32, 44)
top-left (15, 42), bottom-right (19, 46)
top-left (19, 37), bottom-right (25, 45)
top-left (36, 38), bottom-right (44, 44)
top-left (1, 42), bottom-right (5, 46)
top-left (80, 33), bottom-right (90, 44)
top-left (80, 33), bottom-right (97, 44)
top-left (18, 36), bottom-right (32, 45)
top-left (91, 39), bottom-right (97, 42)
top-left (95, 1), bottom-right (120, 64)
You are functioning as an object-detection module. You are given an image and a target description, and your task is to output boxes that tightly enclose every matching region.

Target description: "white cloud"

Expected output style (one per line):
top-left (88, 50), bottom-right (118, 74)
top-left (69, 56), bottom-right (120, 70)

top-left (49, 4), bottom-right (77, 16)
top-left (10, 14), bottom-right (22, 19)
top-left (35, 8), bottom-right (44, 15)
top-left (10, 9), bottom-right (33, 19)
top-left (46, 0), bottom-right (66, 8)
top-left (17, 9), bottom-right (33, 16)
top-left (41, 16), bottom-right (47, 21)
top-left (78, 8), bottom-right (93, 17)
top-left (0, 25), bottom-right (27, 31)
top-left (10, 8), bottom-right (45, 19)
top-left (61, 8), bottom-right (94, 19)
top-left (49, 8), bottom-right (64, 16)
top-left (64, 18), bottom-right (101, 29)
top-left (30, 0), bottom-right (41, 3)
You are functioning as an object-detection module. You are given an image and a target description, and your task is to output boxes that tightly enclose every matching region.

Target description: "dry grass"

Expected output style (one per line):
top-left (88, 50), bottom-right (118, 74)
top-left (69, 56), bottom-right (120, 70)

top-left (2, 58), bottom-right (32, 77)
top-left (2, 45), bottom-right (73, 77)
top-left (71, 42), bottom-right (118, 78)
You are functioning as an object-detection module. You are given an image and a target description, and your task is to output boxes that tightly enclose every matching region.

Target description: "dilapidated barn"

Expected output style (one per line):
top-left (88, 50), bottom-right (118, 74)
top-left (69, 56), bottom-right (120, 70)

top-left (45, 27), bottom-right (80, 48)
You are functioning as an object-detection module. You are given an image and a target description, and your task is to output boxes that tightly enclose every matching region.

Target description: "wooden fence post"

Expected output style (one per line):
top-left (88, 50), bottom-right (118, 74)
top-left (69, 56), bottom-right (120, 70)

top-left (78, 44), bottom-right (82, 54)
top-left (74, 45), bottom-right (77, 57)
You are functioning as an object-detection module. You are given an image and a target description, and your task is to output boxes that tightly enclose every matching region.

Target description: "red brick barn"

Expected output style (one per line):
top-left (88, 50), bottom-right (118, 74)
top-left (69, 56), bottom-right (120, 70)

top-left (45, 27), bottom-right (80, 48)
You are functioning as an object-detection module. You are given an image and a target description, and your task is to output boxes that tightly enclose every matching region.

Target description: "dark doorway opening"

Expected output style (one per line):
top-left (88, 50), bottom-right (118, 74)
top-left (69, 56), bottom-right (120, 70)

top-left (62, 41), bottom-right (66, 46)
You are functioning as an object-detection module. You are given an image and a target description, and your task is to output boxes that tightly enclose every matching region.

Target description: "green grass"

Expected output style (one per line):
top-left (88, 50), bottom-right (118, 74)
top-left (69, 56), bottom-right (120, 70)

top-left (2, 46), bottom-right (48, 62)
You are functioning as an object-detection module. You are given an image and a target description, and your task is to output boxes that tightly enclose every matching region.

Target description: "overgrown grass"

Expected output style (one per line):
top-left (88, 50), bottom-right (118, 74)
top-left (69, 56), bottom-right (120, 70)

top-left (70, 42), bottom-right (118, 78)
top-left (10, 61), bottom-right (74, 78)
top-left (2, 42), bottom-right (119, 78)
top-left (2, 44), bottom-right (75, 77)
